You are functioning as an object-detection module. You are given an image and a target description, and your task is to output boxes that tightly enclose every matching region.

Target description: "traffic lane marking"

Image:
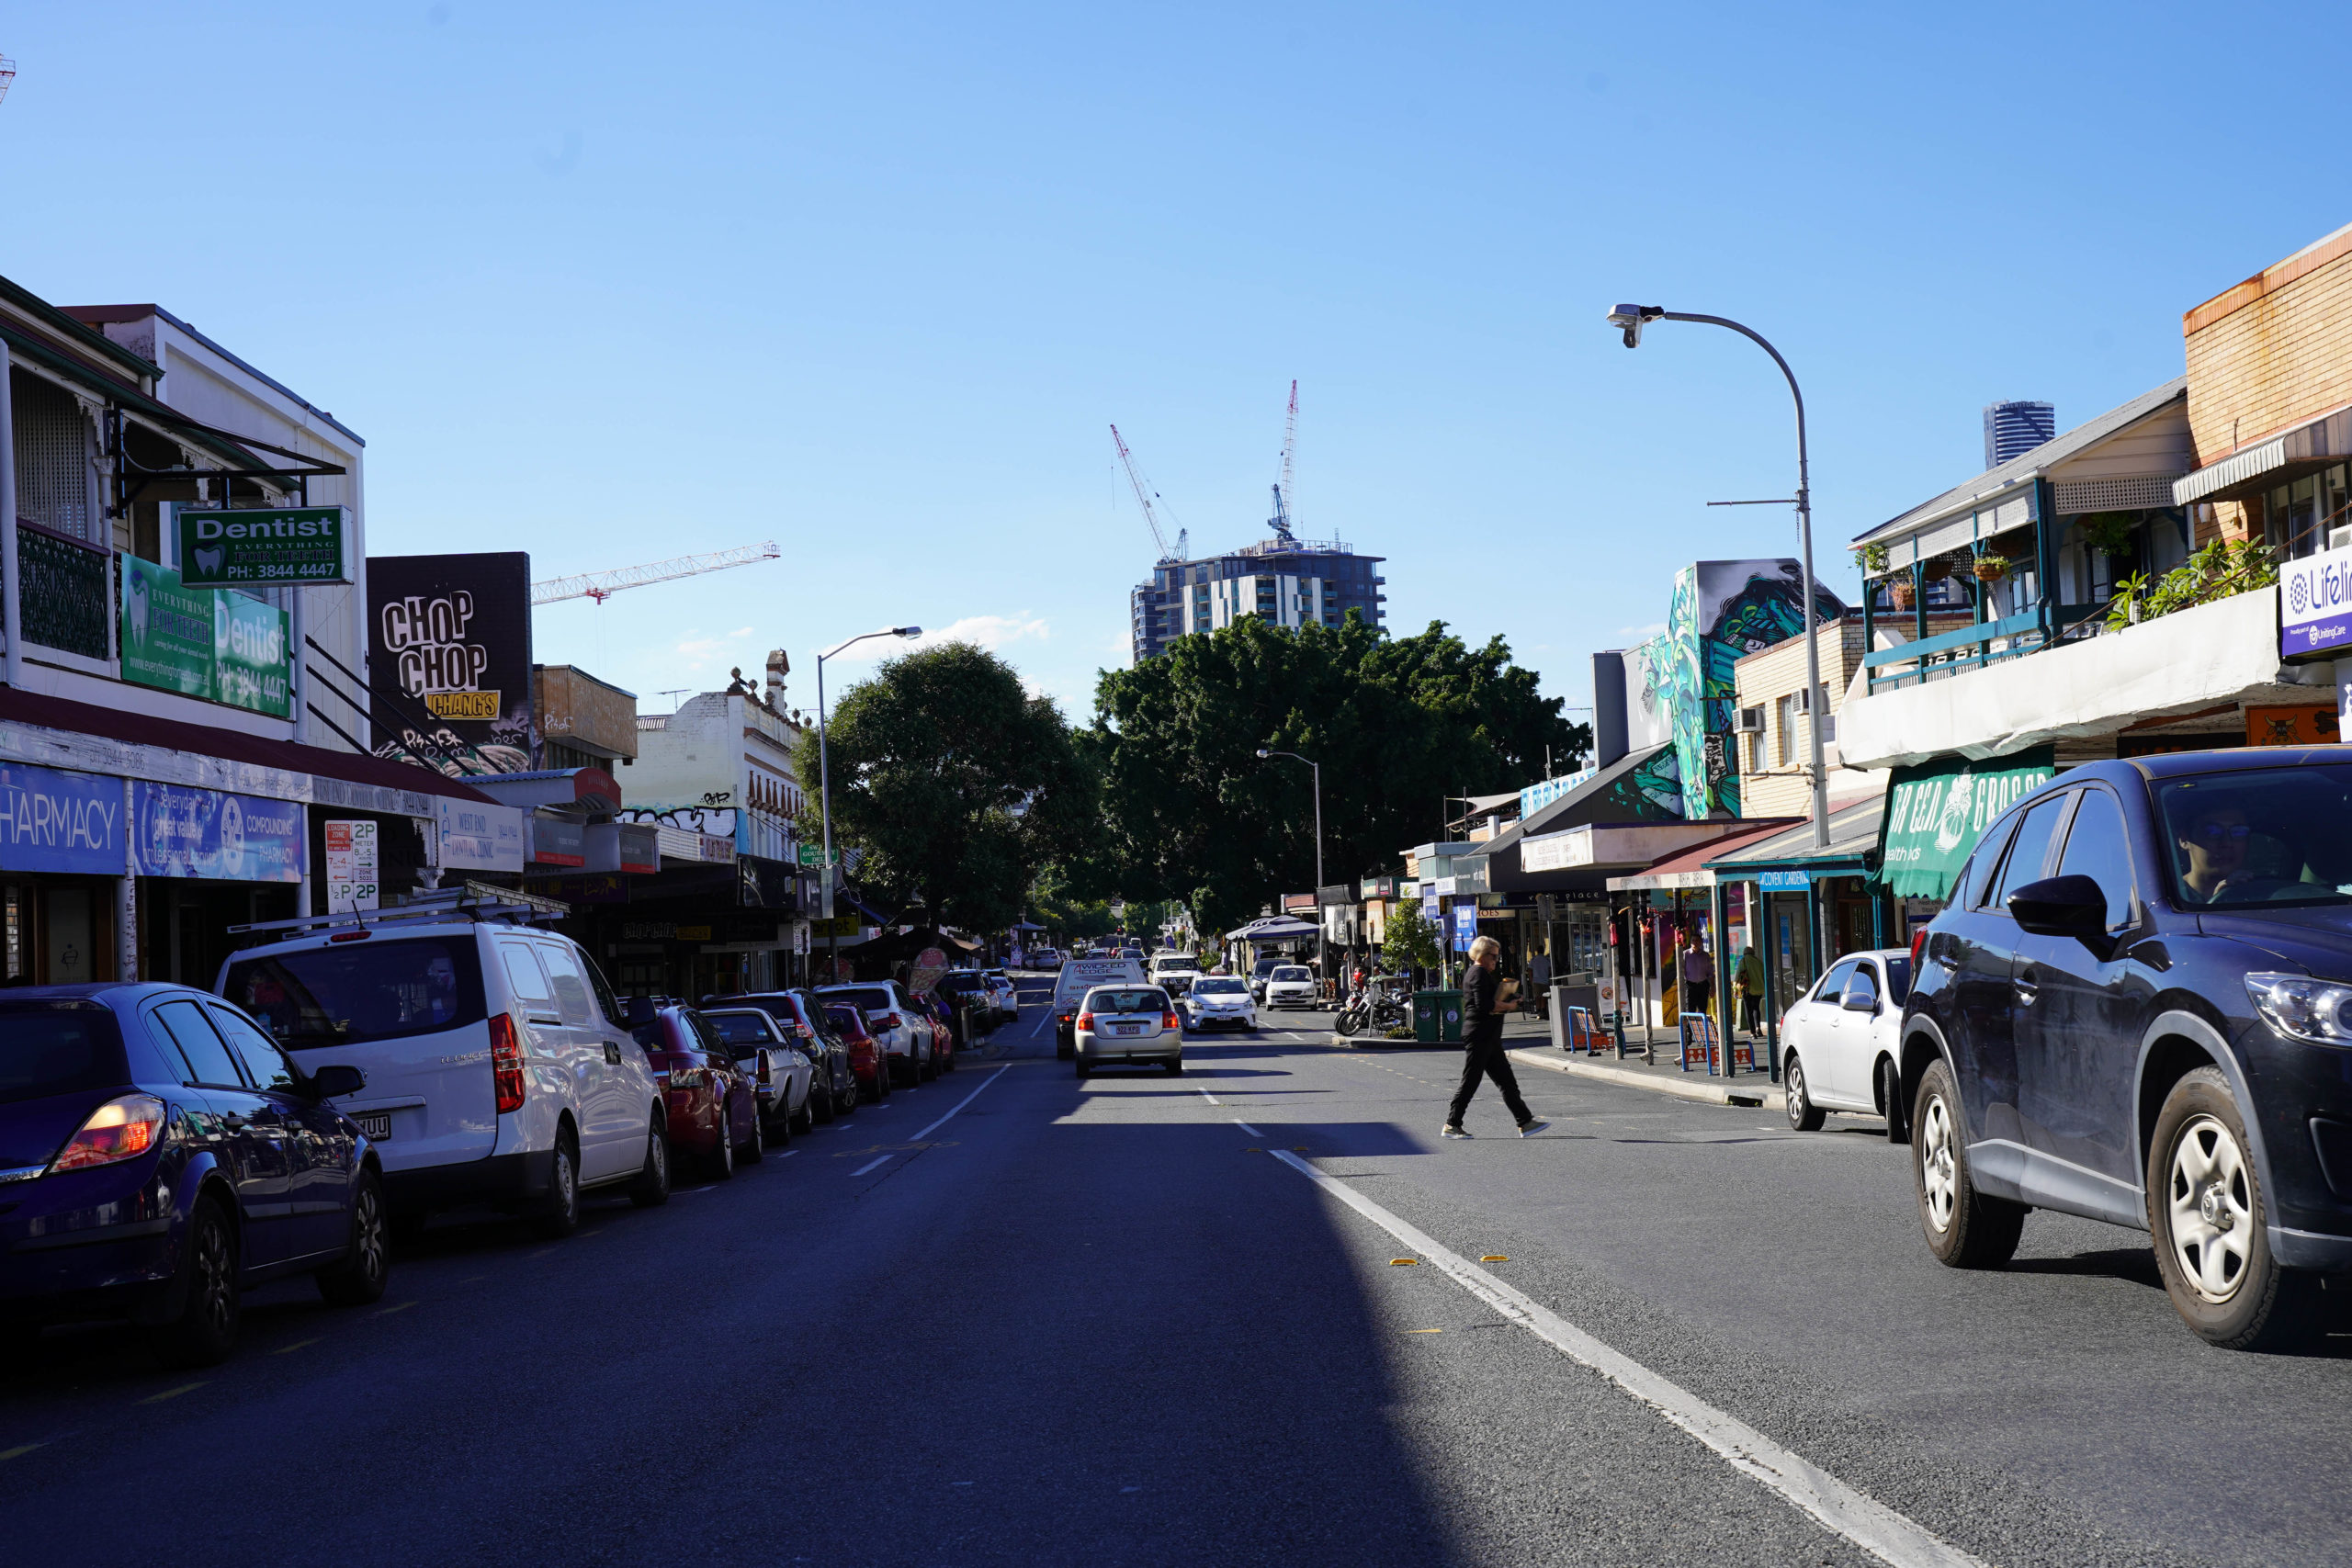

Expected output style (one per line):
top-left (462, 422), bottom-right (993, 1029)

top-left (137, 1382), bottom-right (207, 1404)
top-left (0, 1442), bottom-right (44, 1461)
top-left (852, 1156), bottom-right (892, 1176)
top-left (1269, 1149), bottom-right (1991, 1568)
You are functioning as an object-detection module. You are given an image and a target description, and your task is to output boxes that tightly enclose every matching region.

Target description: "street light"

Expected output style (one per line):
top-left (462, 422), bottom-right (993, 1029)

top-left (1257, 748), bottom-right (1325, 991)
top-left (815, 625), bottom-right (921, 983)
top-left (1606, 303), bottom-right (1830, 850)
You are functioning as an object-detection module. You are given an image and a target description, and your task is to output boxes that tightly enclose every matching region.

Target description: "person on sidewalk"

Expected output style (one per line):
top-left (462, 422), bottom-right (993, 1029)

top-left (1526, 943), bottom-right (1553, 1021)
top-left (1443, 934), bottom-right (1549, 1140)
top-left (1679, 933), bottom-right (1712, 1021)
top-left (1733, 943), bottom-right (1765, 1035)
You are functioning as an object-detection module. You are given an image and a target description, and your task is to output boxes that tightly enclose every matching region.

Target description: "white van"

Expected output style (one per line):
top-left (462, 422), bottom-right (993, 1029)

top-left (1050, 955), bottom-right (1147, 1058)
top-left (218, 888), bottom-right (669, 1240)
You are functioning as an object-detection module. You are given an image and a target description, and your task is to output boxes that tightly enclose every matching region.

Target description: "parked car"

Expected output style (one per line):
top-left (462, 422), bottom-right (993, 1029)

top-left (1901, 749), bottom-right (2352, 1349)
top-left (816, 982), bottom-right (936, 1085)
top-left (932, 971), bottom-right (994, 1040)
top-left (1073, 985), bottom-right (1182, 1078)
top-left (1150, 953), bottom-right (1202, 997)
top-left (823, 1004), bottom-right (890, 1102)
top-left (701, 1007), bottom-right (814, 1146)
top-left (981, 969), bottom-right (1019, 1021)
top-left (1051, 955), bottom-right (1149, 1058)
top-left (220, 894), bottom-right (668, 1240)
top-left (628, 1002), bottom-right (761, 1179)
top-left (1032, 948), bottom-right (1064, 972)
top-left (728, 990), bottom-right (857, 1124)
top-left (1248, 955), bottom-right (1286, 1003)
top-left (1261, 964), bottom-right (1318, 1010)
top-left (914, 991), bottom-right (959, 1072)
top-left (1183, 976), bottom-right (1258, 1032)
top-left (1779, 949), bottom-right (1912, 1136)
top-left (0, 985), bottom-right (389, 1367)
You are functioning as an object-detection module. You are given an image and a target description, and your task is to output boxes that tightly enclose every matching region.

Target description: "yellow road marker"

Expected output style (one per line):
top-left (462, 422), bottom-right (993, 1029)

top-left (138, 1382), bottom-right (207, 1404)
top-left (0, 1443), bottom-right (46, 1461)
top-left (1388, 1258), bottom-right (1418, 1266)
top-left (272, 1338), bottom-right (322, 1355)
top-left (375, 1300), bottom-right (418, 1315)
top-left (1405, 1328), bottom-right (1442, 1334)
top-left (1243, 1147), bottom-right (1262, 1153)
top-left (1480, 1255), bottom-right (1510, 1263)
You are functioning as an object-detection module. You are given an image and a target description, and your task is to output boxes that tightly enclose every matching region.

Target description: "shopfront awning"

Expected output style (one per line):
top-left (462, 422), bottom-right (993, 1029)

top-left (1870, 746), bottom-right (2053, 900)
top-left (2175, 400), bottom-right (2352, 507)
top-left (1605, 820), bottom-right (1798, 892)
top-left (1702, 795), bottom-right (1890, 886)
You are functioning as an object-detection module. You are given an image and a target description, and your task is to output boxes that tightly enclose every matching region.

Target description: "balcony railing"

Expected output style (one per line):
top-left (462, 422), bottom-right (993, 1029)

top-left (17, 524), bottom-right (113, 663)
top-left (1862, 604), bottom-right (2106, 692)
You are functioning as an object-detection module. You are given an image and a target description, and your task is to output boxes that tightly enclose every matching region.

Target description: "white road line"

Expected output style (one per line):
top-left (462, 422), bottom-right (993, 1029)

top-left (1233, 1119), bottom-right (1262, 1137)
top-left (1196, 1086), bottom-right (1221, 1106)
top-left (852, 1156), bottom-right (892, 1176)
top-left (779, 1148), bottom-right (801, 1157)
top-left (914, 1066), bottom-right (1011, 1141)
top-left (1267, 1150), bottom-right (1989, 1568)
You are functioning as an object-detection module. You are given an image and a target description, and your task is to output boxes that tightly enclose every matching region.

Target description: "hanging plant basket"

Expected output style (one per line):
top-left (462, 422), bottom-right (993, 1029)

top-left (2079, 512), bottom-right (2137, 558)
top-left (1973, 553), bottom-right (2013, 584)
top-left (1888, 577), bottom-right (1917, 610)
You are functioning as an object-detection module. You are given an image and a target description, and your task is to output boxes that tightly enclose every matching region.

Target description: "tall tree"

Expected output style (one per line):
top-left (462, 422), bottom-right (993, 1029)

top-left (1087, 615), bottom-right (1587, 935)
top-left (797, 642), bottom-right (1100, 933)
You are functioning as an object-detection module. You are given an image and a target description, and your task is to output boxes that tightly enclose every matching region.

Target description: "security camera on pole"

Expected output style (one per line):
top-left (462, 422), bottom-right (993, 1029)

top-left (816, 625), bottom-right (922, 982)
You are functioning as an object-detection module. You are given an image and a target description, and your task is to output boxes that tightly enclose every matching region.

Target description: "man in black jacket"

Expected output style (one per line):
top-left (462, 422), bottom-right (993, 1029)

top-left (1443, 935), bottom-right (1549, 1140)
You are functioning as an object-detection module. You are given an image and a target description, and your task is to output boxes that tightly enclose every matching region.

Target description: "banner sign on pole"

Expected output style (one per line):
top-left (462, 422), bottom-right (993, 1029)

top-left (1452, 903), bottom-right (1476, 952)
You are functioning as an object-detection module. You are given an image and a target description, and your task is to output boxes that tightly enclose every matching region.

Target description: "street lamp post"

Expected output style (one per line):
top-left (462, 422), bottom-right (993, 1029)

top-left (1257, 748), bottom-right (1326, 996)
top-left (1606, 304), bottom-right (1830, 852)
top-left (816, 625), bottom-right (921, 984)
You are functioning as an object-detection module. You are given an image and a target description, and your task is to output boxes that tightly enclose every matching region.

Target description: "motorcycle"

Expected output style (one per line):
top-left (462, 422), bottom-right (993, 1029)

top-left (1335, 987), bottom-right (1410, 1038)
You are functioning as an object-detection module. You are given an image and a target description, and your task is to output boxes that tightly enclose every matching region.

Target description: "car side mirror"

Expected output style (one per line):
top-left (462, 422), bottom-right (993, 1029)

top-left (310, 1063), bottom-right (366, 1100)
top-left (1841, 988), bottom-right (1877, 1013)
top-left (2008, 874), bottom-right (2117, 957)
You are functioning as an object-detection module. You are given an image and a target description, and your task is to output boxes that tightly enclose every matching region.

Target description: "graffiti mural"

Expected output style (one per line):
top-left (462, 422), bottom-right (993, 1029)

top-left (1662, 561), bottom-right (1845, 818)
top-left (1598, 743), bottom-right (1686, 819)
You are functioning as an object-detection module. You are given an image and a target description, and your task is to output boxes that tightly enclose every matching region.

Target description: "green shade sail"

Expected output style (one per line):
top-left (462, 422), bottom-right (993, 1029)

top-left (1875, 746), bottom-right (2054, 900)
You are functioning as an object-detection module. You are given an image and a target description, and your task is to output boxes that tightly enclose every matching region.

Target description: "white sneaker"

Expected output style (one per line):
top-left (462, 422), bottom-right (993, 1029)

top-left (1517, 1119), bottom-right (1550, 1138)
top-left (1441, 1125), bottom-right (1472, 1140)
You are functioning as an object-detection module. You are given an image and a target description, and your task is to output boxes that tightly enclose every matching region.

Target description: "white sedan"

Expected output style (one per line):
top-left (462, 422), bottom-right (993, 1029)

top-left (1074, 984), bottom-right (1182, 1077)
top-left (1183, 976), bottom-right (1258, 1032)
top-left (1261, 964), bottom-right (1318, 1010)
top-left (702, 1006), bottom-right (816, 1144)
top-left (1779, 948), bottom-right (1912, 1138)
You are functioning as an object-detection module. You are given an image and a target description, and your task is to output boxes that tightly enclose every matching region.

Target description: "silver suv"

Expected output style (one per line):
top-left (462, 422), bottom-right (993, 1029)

top-left (218, 889), bottom-right (671, 1240)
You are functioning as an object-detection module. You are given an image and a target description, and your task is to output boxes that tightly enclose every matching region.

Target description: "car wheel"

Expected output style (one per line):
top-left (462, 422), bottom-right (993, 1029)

top-left (629, 1116), bottom-right (672, 1207)
top-left (707, 1114), bottom-right (737, 1180)
top-left (1877, 1057), bottom-right (1909, 1144)
top-left (316, 1167), bottom-right (390, 1307)
top-left (921, 1052), bottom-right (938, 1083)
top-left (153, 1195), bottom-right (240, 1369)
top-left (1784, 1054), bottom-right (1826, 1132)
top-left (813, 1080), bottom-right (837, 1124)
top-left (1074, 1058), bottom-right (1091, 1080)
top-left (739, 1100), bottom-right (764, 1165)
top-left (1057, 1037), bottom-right (1074, 1060)
top-left (1912, 1058), bottom-right (2023, 1269)
top-left (2148, 1066), bottom-right (2315, 1349)
top-left (535, 1128), bottom-right (582, 1239)
top-left (1164, 1058), bottom-right (1182, 1076)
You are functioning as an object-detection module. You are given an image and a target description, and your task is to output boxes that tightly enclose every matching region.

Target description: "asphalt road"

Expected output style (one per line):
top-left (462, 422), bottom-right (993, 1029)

top-left (5, 976), bottom-right (2346, 1567)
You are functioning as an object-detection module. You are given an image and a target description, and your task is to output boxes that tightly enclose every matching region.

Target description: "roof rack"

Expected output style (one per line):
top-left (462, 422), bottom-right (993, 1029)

top-left (229, 879), bottom-right (570, 939)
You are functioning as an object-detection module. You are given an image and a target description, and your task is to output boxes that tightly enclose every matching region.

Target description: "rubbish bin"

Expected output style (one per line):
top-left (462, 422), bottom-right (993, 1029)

top-left (1413, 989), bottom-right (1464, 1044)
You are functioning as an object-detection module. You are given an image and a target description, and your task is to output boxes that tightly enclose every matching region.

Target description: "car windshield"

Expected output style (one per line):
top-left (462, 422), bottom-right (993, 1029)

top-left (1086, 987), bottom-right (1169, 1014)
top-left (702, 1011), bottom-right (776, 1049)
top-left (1154, 957), bottom-right (1191, 969)
top-left (1193, 977), bottom-right (1246, 995)
top-left (1271, 966), bottom-right (1309, 981)
top-left (0, 1001), bottom-right (126, 1106)
top-left (2157, 765), bottom-right (2352, 908)
top-left (224, 935), bottom-right (487, 1049)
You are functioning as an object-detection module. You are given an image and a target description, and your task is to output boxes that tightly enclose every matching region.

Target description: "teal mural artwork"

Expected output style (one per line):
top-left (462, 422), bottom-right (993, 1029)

top-left (1658, 561), bottom-right (1846, 819)
top-left (1600, 744), bottom-right (1685, 819)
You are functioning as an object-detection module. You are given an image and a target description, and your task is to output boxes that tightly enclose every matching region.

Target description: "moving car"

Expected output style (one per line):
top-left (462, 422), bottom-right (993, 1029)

top-left (1901, 749), bottom-right (2352, 1349)
top-left (823, 1004), bottom-right (889, 1103)
top-left (1149, 953), bottom-right (1203, 997)
top-left (1261, 964), bottom-right (1317, 1010)
top-left (1073, 986), bottom-right (1182, 1077)
top-left (1031, 948), bottom-right (1063, 972)
top-left (701, 1007), bottom-right (814, 1146)
top-left (1183, 976), bottom-right (1258, 1032)
top-left (0, 985), bottom-right (389, 1367)
top-left (630, 1002), bottom-right (762, 1179)
top-left (816, 982), bottom-right (937, 1086)
top-left (1050, 955), bottom-right (1148, 1058)
top-left (1779, 949), bottom-right (1912, 1136)
top-left (220, 890), bottom-right (667, 1240)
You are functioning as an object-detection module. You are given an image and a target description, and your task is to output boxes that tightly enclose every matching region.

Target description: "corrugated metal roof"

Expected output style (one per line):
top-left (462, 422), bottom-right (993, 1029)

top-left (1852, 379), bottom-right (2186, 547)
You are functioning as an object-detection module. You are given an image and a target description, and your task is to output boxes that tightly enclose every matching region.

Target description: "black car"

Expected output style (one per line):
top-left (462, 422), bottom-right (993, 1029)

top-left (729, 991), bottom-right (857, 1124)
top-left (1901, 748), bottom-right (2352, 1348)
top-left (0, 984), bottom-right (388, 1366)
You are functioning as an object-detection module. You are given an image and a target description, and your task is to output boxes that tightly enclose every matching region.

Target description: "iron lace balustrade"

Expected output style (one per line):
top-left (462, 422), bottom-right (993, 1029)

top-left (17, 523), bottom-right (115, 662)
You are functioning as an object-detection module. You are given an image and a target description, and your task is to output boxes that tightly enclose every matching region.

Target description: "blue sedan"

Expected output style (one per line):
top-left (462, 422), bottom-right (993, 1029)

top-left (0, 983), bottom-right (389, 1366)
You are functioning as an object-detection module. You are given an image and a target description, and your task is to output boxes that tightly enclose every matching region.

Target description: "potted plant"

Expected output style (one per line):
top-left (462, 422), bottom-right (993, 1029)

top-left (1853, 542), bottom-right (1890, 575)
top-left (1973, 552), bottom-right (2013, 584)
top-left (2079, 512), bottom-right (2136, 557)
top-left (1887, 574), bottom-right (1917, 610)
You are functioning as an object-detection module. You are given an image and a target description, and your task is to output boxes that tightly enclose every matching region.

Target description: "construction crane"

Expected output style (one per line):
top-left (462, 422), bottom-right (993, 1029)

top-left (1110, 424), bottom-right (1187, 562)
top-left (531, 542), bottom-right (779, 606)
top-left (1267, 380), bottom-right (1300, 543)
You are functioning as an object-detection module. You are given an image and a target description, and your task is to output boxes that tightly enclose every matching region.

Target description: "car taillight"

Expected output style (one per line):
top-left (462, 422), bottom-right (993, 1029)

top-left (1075, 1011), bottom-right (1094, 1031)
top-left (489, 1013), bottom-right (526, 1113)
top-left (1161, 1011), bottom-right (1181, 1030)
top-left (757, 1055), bottom-right (772, 1084)
top-left (877, 1012), bottom-right (902, 1032)
top-left (50, 1093), bottom-right (167, 1172)
top-left (794, 1021), bottom-right (815, 1039)
top-left (1909, 927), bottom-right (1929, 971)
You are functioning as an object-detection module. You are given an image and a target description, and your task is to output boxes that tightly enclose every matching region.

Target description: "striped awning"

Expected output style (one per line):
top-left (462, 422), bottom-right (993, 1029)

top-left (2176, 401), bottom-right (2352, 507)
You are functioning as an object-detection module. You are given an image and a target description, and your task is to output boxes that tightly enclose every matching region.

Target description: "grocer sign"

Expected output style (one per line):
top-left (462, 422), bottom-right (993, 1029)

top-left (175, 506), bottom-right (352, 587)
top-left (1875, 746), bottom-right (2054, 901)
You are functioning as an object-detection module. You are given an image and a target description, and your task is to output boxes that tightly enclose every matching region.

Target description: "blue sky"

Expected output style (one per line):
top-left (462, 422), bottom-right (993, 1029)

top-left (0, 2), bottom-right (2338, 740)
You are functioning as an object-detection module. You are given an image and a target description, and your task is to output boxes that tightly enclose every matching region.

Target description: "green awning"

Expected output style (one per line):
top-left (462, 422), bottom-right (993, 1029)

top-left (1874, 746), bottom-right (2054, 900)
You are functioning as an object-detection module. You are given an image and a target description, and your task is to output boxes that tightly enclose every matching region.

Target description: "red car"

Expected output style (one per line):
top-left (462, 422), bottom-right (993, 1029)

top-left (915, 993), bottom-right (958, 1074)
top-left (631, 1003), bottom-right (762, 1179)
top-left (824, 1004), bottom-right (891, 1104)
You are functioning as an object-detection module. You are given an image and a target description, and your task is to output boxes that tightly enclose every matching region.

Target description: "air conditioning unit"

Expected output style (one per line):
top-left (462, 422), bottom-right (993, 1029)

top-left (2331, 524), bottom-right (2352, 552)
top-left (1791, 684), bottom-right (1831, 716)
top-left (1733, 706), bottom-right (1766, 734)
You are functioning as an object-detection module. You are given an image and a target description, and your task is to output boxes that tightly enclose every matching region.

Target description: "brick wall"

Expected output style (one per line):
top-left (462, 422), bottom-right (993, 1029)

top-left (2182, 220), bottom-right (2352, 469)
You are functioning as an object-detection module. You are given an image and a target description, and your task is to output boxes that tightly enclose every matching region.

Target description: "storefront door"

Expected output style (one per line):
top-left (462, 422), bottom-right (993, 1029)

top-left (43, 887), bottom-right (92, 984)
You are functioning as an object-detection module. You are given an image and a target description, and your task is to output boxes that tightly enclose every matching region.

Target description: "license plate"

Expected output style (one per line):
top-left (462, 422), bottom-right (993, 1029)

top-left (1112, 1023), bottom-right (1141, 1036)
top-left (352, 1111), bottom-right (392, 1140)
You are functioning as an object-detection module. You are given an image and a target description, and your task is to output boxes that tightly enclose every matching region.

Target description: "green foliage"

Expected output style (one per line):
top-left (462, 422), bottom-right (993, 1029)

top-left (2106, 538), bottom-right (2277, 632)
top-left (1972, 551), bottom-right (2012, 582)
top-left (2078, 511), bottom-right (2138, 558)
top-left (1381, 903), bottom-right (1441, 977)
top-left (1086, 615), bottom-right (1589, 935)
top-left (795, 642), bottom-right (1101, 933)
top-left (1852, 541), bottom-right (1890, 575)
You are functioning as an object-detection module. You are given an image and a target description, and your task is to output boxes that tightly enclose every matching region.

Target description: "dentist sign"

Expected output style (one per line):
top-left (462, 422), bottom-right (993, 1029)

top-left (174, 505), bottom-right (352, 587)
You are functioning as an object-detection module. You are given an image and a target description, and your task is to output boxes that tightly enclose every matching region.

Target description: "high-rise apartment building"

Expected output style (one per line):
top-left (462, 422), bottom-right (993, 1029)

top-left (1129, 535), bottom-right (1386, 661)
